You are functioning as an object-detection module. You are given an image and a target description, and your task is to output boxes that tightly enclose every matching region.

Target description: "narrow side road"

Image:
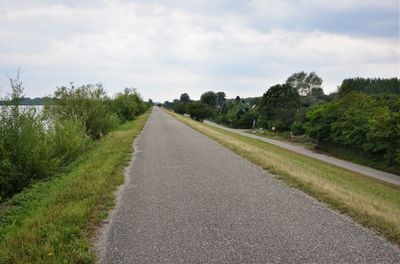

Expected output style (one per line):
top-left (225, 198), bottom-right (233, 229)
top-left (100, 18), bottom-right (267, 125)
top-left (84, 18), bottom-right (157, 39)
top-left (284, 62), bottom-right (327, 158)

top-left (204, 120), bottom-right (400, 187)
top-left (97, 108), bottom-right (399, 263)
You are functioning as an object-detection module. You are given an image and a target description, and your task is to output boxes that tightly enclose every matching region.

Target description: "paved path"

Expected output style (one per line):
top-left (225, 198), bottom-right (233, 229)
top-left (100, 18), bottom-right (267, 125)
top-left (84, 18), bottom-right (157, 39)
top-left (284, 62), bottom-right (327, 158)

top-left (204, 120), bottom-right (400, 187)
top-left (97, 108), bottom-right (399, 263)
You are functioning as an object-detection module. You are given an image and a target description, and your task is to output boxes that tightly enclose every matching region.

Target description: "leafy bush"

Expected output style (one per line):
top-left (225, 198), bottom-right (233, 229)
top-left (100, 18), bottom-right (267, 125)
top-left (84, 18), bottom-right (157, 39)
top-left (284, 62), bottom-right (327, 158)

top-left (231, 111), bottom-right (258, 129)
top-left (0, 79), bottom-right (56, 200)
top-left (188, 102), bottom-right (214, 122)
top-left (291, 121), bottom-right (305, 135)
top-left (109, 88), bottom-right (146, 121)
top-left (0, 78), bottom-right (149, 201)
top-left (49, 118), bottom-right (89, 166)
top-left (306, 92), bottom-right (400, 169)
top-left (172, 102), bottom-right (188, 114)
top-left (213, 114), bottom-right (229, 126)
top-left (45, 84), bottom-right (118, 139)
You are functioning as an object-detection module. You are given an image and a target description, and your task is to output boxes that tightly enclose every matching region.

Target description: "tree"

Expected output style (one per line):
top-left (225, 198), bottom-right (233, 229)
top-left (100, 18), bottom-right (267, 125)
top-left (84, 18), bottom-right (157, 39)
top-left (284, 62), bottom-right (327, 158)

top-left (172, 101), bottom-right (187, 114)
top-left (305, 92), bottom-right (400, 168)
top-left (258, 84), bottom-right (301, 130)
top-left (110, 88), bottom-right (145, 121)
top-left (216, 92), bottom-right (226, 109)
top-left (200, 91), bottom-right (217, 108)
top-left (187, 102), bottom-right (214, 122)
top-left (286, 71), bottom-right (323, 96)
top-left (338, 77), bottom-right (400, 96)
top-left (180, 93), bottom-right (190, 103)
top-left (163, 101), bottom-right (172, 109)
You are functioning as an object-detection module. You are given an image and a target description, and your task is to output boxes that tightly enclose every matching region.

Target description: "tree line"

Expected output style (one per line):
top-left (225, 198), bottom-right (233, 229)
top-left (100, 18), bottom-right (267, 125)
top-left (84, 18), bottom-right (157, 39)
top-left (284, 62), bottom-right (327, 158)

top-left (163, 73), bottom-right (400, 173)
top-left (0, 77), bottom-right (151, 200)
top-left (0, 97), bottom-right (49, 105)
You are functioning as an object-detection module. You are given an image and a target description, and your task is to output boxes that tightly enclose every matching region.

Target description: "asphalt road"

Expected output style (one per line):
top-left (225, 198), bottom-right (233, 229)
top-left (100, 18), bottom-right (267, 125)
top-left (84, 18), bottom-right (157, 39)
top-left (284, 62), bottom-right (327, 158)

top-left (204, 120), bottom-right (400, 187)
top-left (96, 108), bottom-right (399, 263)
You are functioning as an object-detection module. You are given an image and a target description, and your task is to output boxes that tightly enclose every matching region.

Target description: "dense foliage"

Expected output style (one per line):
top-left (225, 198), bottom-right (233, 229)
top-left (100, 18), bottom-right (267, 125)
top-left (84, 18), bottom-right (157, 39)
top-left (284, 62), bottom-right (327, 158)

top-left (339, 78), bottom-right (399, 95)
top-left (0, 78), bottom-right (150, 201)
top-left (164, 75), bottom-right (399, 172)
top-left (46, 84), bottom-right (119, 139)
top-left (259, 84), bottom-right (301, 130)
top-left (109, 88), bottom-right (147, 122)
top-left (306, 92), bottom-right (400, 169)
top-left (187, 102), bottom-right (214, 121)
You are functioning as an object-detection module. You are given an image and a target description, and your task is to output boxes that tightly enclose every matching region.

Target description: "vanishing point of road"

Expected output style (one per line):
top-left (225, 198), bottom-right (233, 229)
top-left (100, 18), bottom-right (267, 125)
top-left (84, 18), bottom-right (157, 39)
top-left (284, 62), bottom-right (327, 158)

top-left (97, 108), bottom-right (399, 263)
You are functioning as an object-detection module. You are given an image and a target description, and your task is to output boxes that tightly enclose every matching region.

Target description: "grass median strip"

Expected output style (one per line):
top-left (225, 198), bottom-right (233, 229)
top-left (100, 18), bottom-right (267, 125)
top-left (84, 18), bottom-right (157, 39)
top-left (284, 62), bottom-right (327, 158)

top-left (170, 111), bottom-right (400, 246)
top-left (0, 111), bottom-right (150, 263)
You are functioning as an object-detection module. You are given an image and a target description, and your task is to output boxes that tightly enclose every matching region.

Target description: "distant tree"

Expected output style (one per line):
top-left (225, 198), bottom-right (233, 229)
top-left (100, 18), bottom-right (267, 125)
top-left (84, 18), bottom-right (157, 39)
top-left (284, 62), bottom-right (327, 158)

top-left (172, 99), bottom-right (187, 114)
top-left (110, 88), bottom-right (146, 121)
top-left (286, 71), bottom-right (323, 96)
top-left (163, 101), bottom-right (172, 109)
top-left (310, 87), bottom-right (325, 99)
top-left (216, 92), bottom-right (226, 109)
top-left (200, 91), bottom-right (217, 108)
top-left (188, 102), bottom-right (214, 122)
top-left (259, 84), bottom-right (301, 130)
top-left (235, 96), bottom-right (241, 102)
top-left (338, 77), bottom-right (400, 96)
top-left (226, 100), bottom-right (249, 123)
top-left (180, 93), bottom-right (190, 103)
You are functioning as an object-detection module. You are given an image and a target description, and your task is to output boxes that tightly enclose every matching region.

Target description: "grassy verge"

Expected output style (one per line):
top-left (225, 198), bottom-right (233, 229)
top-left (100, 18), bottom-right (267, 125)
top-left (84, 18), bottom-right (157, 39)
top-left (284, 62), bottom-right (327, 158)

top-left (0, 111), bottom-right (150, 263)
top-left (245, 128), bottom-right (399, 175)
top-left (170, 112), bottom-right (400, 246)
top-left (246, 129), bottom-right (316, 148)
top-left (315, 142), bottom-right (400, 175)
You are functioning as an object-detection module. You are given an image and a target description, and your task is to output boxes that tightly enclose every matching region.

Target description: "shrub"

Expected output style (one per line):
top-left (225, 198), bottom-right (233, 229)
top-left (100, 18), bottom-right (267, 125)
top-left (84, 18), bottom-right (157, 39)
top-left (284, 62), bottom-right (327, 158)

top-left (172, 102), bottom-right (188, 115)
top-left (110, 88), bottom-right (146, 121)
top-left (188, 102), bottom-right (214, 122)
top-left (291, 121), bottom-right (305, 135)
top-left (305, 92), bottom-right (400, 169)
top-left (0, 78), bottom-right (56, 200)
top-left (45, 84), bottom-right (118, 139)
top-left (231, 111), bottom-right (259, 129)
top-left (0, 77), bottom-right (149, 201)
top-left (49, 118), bottom-right (90, 166)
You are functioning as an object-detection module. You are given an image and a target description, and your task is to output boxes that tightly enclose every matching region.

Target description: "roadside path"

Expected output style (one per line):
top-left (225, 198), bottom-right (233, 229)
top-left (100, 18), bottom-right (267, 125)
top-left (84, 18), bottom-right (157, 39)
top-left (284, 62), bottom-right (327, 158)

top-left (204, 120), bottom-right (400, 187)
top-left (97, 108), bottom-right (399, 263)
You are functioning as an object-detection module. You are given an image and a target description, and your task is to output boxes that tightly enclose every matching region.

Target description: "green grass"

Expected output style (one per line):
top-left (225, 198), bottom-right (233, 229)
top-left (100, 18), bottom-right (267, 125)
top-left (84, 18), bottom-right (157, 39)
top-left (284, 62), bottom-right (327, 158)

top-left (246, 128), bottom-right (399, 175)
top-left (245, 129), bottom-right (316, 148)
top-left (315, 142), bottom-right (400, 175)
top-left (0, 111), bottom-right (150, 263)
top-left (170, 112), bottom-right (400, 246)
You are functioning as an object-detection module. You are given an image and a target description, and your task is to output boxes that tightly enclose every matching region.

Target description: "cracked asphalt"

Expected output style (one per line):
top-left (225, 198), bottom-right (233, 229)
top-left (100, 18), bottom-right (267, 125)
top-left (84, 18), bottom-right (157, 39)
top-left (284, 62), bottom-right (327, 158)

top-left (96, 108), bottom-right (399, 263)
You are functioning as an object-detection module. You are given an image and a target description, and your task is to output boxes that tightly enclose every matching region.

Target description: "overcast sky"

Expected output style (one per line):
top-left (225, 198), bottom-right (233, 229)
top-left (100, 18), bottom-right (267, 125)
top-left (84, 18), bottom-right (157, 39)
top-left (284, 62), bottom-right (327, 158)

top-left (0, 0), bottom-right (399, 102)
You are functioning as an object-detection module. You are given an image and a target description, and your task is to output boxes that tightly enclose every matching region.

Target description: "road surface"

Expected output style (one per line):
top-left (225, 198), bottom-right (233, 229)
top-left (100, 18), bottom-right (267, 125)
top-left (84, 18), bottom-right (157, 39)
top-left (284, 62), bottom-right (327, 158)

top-left (96, 108), bottom-right (399, 263)
top-left (204, 120), bottom-right (400, 187)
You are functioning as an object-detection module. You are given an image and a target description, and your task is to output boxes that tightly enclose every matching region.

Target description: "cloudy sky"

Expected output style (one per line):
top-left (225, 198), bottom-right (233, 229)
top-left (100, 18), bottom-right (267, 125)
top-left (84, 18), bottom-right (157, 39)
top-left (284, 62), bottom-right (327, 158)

top-left (0, 0), bottom-right (399, 102)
